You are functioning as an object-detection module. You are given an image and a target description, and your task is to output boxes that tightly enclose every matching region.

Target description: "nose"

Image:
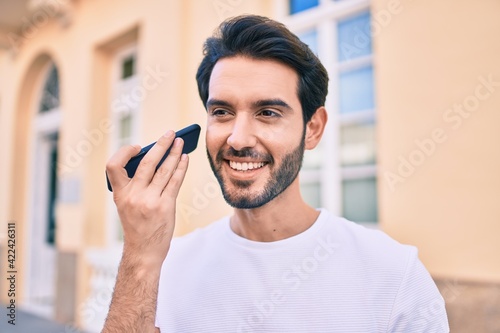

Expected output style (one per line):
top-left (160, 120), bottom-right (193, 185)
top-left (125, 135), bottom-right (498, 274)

top-left (226, 116), bottom-right (257, 151)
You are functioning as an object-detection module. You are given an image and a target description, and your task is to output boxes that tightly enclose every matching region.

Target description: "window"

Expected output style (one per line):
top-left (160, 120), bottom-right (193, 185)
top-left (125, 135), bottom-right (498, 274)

top-left (339, 66), bottom-right (374, 114)
top-left (39, 66), bottom-right (60, 113)
top-left (121, 56), bottom-right (135, 79)
top-left (113, 50), bottom-right (139, 148)
top-left (46, 132), bottom-right (58, 245)
top-left (298, 29), bottom-right (319, 55)
top-left (342, 176), bottom-right (378, 222)
top-left (289, 0), bottom-right (319, 14)
top-left (108, 46), bottom-right (140, 243)
top-left (285, 0), bottom-right (378, 224)
top-left (337, 12), bottom-right (372, 62)
top-left (36, 65), bottom-right (61, 245)
top-left (28, 62), bottom-right (61, 316)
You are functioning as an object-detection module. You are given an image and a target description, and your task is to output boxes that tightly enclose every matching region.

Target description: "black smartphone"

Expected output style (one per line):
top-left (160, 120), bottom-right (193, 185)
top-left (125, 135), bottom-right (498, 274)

top-left (106, 124), bottom-right (201, 191)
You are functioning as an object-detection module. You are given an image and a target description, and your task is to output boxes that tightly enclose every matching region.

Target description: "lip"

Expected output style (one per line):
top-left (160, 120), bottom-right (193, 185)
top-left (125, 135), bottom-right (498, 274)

top-left (223, 159), bottom-right (268, 180)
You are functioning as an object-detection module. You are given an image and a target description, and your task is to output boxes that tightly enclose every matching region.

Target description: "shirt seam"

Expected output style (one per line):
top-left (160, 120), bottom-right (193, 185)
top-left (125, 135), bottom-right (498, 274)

top-left (384, 246), bottom-right (416, 333)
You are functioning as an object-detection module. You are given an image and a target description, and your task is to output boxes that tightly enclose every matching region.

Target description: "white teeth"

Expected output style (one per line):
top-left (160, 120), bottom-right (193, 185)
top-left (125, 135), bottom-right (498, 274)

top-left (229, 161), bottom-right (265, 171)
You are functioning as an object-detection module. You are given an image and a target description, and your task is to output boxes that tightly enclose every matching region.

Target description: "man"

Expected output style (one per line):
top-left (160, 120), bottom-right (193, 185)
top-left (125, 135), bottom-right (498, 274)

top-left (103, 15), bottom-right (449, 332)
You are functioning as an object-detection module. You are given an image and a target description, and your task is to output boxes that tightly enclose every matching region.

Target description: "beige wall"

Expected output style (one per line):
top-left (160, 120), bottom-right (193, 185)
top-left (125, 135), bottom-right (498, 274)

top-left (374, 0), bottom-right (500, 282)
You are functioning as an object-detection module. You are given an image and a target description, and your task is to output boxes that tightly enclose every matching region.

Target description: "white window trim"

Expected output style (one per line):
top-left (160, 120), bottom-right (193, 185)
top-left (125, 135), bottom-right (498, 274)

top-left (106, 44), bottom-right (141, 248)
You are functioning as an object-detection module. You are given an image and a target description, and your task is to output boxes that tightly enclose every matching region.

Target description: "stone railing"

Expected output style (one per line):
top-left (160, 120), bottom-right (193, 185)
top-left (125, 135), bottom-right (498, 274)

top-left (82, 246), bottom-right (122, 332)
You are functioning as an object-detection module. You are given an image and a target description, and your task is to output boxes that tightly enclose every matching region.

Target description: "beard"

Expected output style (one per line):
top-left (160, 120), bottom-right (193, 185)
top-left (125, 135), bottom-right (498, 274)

top-left (207, 133), bottom-right (305, 209)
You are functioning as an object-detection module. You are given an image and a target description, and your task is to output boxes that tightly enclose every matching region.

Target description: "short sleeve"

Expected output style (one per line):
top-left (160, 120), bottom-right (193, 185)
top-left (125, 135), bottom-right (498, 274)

top-left (387, 249), bottom-right (450, 332)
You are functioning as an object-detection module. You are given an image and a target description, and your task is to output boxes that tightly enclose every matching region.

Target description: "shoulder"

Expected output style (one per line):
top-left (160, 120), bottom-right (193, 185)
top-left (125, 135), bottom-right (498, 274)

top-left (323, 211), bottom-right (448, 330)
top-left (323, 210), bottom-right (417, 266)
top-left (320, 210), bottom-right (422, 296)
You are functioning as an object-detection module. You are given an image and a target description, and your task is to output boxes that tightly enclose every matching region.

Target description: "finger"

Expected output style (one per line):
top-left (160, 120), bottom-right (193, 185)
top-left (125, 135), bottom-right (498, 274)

top-left (106, 144), bottom-right (141, 191)
top-left (162, 153), bottom-right (189, 199)
top-left (133, 130), bottom-right (176, 187)
top-left (149, 137), bottom-right (184, 195)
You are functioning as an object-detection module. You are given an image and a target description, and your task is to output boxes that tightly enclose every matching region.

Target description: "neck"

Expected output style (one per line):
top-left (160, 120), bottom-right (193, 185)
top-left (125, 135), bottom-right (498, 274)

top-left (229, 178), bottom-right (319, 242)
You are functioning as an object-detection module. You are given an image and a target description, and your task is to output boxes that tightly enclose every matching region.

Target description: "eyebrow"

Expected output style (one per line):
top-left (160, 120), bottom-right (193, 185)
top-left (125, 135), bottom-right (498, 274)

top-left (206, 98), bottom-right (232, 109)
top-left (252, 99), bottom-right (292, 111)
top-left (206, 98), bottom-right (293, 111)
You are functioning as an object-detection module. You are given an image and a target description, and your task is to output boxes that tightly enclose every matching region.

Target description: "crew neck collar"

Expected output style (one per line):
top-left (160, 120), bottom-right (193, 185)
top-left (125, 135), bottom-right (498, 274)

top-left (223, 208), bottom-right (328, 250)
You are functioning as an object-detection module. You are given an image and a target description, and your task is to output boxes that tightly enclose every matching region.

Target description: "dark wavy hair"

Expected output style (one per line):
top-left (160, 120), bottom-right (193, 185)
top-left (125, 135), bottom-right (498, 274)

top-left (196, 15), bottom-right (328, 124)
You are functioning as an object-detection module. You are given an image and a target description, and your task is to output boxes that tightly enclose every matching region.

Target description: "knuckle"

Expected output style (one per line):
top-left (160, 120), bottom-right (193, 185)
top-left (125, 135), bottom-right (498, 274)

top-left (155, 166), bottom-right (172, 178)
top-left (167, 180), bottom-right (179, 191)
top-left (106, 160), bottom-right (120, 171)
top-left (144, 199), bottom-right (160, 212)
top-left (156, 136), bottom-right (171, 148)
top-left (139, 157), bottom-right (154, 168)
top-left (134, 198), bottom-right (161, 218)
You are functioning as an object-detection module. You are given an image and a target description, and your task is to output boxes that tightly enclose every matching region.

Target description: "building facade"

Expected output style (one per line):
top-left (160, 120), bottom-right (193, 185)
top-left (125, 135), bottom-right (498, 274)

top-left (0, 0), bottom-right (499, 331)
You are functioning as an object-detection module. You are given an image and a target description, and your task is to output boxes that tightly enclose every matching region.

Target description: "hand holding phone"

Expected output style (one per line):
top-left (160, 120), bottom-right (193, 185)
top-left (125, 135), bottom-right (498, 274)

top-left (106, 124), bottom-right (201, 191)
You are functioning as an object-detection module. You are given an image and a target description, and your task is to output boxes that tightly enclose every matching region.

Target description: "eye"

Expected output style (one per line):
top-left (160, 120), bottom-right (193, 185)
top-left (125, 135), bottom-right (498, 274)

top-left (259, 109), bottom-right (281, 118)
top-left (211, 109), bottom-right (230, 117)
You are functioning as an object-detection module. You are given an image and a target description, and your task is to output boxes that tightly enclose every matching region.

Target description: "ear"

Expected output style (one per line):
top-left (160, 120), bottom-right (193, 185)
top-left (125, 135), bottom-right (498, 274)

top-left (305, 107), bottom-right (328, 150)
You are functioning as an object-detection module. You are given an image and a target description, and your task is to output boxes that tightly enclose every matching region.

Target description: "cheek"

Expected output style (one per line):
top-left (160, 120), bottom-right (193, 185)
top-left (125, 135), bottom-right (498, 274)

top-left (261, 125), bottom-right (302, 152)
top-left (205, 123), bottom-right (226, 153)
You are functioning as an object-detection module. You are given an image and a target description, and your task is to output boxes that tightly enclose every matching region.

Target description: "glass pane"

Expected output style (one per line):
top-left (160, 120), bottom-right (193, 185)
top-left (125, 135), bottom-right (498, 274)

top-left (337, 12), bottom-right (372, 62)
top-left (339, 66), bottom-right (374, 113)
top-left (342, 177), bottom-right (378, 223)
top-left (340, 122), bottom-right (376, 166)
top-left (290, 0), bottom-right (319, 14)
top-left (46, 134), bottom-right (58, 245)
top-left (298, 29), bottom-right (318, 55)
top-left (119, 113), bottom-right (132, 139)
top-left (122, 56), bottom-right (135, 79)
top-left (40, 66), bottom-right (60, 113)
top-left (301, 182), bottom-right (321, 208)
top-left (302, 140), bottom-right (323, 169)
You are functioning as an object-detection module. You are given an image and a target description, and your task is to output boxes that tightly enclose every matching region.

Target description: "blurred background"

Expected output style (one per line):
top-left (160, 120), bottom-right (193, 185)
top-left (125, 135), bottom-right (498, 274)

top-left (0, 0), bottom-right (499, 332)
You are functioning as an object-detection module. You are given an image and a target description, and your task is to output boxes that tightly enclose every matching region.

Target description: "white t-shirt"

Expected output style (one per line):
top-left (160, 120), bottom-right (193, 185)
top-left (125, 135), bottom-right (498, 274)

top-left (156, 209), bottom-right (449, 332)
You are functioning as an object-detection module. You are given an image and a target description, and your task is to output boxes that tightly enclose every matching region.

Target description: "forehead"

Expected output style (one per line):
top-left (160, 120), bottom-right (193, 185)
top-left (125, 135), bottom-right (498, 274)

top-left (208, 56), bottom-right (300, 105)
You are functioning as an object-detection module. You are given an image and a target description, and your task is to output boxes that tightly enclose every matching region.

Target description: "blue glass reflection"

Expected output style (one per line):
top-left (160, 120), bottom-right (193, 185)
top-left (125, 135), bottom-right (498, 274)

top-left (338, 12), bottom-right (372, 62)
top-left (339, 66), bottom-right (374, 113)
top-left (298, 30), bottom-right (318, 55)
top-left (290, 0), bottom-right (319, 14)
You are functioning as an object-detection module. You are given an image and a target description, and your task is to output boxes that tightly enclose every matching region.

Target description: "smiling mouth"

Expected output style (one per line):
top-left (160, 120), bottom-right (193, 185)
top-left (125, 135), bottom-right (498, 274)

top-left (228, 160), bottom-right (268, 171)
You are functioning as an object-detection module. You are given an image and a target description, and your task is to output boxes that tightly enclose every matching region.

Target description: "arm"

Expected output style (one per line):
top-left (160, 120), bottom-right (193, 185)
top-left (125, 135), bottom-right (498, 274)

top-left (387, 249), bottom-right (449, 332)
top-left (102, 131), bottom-right (189, 333)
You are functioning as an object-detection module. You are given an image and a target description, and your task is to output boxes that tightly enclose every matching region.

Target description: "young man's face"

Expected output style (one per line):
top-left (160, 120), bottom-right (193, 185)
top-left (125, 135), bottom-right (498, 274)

top-left (205, 56), bottom-right (305, 209)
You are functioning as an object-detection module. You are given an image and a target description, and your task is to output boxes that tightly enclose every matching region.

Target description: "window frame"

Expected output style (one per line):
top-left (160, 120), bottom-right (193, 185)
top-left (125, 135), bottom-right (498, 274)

top-left (106, 44), bottom-right (142, 246)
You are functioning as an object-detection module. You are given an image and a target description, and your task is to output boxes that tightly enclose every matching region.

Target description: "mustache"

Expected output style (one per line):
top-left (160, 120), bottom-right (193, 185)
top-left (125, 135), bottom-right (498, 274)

top-left (216, 147), bottom-right (274, 163)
